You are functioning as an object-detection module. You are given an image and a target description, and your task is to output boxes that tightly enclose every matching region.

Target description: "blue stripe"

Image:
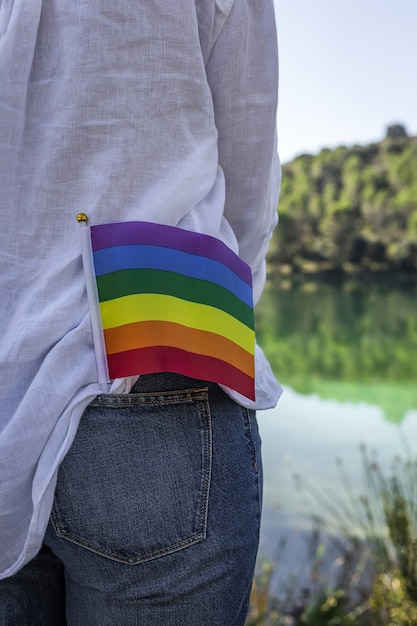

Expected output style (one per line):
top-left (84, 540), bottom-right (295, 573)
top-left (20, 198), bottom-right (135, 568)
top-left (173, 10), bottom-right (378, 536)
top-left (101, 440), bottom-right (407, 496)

top-left (93, 245), bottom-right (253, 308)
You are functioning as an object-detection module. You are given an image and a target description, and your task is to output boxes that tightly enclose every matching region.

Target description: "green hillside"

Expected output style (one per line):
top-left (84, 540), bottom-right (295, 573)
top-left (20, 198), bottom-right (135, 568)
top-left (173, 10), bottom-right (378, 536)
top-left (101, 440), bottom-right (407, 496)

top-left (269, 125), bottom-right (417, 273)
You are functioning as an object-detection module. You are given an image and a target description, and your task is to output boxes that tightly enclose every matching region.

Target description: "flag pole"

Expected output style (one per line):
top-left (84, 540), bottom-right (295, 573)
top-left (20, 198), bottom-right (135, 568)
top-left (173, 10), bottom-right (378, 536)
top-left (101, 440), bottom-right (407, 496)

top-left (76, 213), bottom-right (110, 392)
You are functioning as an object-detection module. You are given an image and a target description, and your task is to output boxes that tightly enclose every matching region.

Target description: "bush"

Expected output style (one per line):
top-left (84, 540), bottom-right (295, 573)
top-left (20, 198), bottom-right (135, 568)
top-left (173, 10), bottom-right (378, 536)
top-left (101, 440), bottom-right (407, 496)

top-left (247, 447), bottom-right (417, 625)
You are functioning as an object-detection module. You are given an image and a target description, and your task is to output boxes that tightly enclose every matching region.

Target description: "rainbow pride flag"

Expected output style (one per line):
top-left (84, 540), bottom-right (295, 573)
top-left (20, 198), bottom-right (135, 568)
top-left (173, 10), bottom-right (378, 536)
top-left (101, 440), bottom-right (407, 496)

top-left (90, 221), bottom-right (255, 400)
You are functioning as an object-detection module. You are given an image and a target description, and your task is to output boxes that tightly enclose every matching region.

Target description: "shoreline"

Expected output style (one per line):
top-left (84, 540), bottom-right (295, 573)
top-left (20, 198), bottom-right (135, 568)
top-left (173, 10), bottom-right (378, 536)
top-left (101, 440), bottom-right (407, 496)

top-left (267, 263), bottom-right (417, 285)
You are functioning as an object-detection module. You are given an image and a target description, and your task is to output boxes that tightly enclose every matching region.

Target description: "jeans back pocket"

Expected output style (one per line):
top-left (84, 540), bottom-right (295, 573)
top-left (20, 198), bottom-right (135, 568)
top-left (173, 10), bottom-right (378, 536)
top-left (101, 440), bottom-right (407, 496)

top-left (50, 387), bottom-right (212, 564)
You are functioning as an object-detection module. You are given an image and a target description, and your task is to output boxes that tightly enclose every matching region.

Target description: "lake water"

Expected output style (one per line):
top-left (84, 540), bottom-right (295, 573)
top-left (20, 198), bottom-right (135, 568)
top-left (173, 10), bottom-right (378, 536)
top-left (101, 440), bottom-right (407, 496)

top-left (254, 273), bottom-right (417, 587)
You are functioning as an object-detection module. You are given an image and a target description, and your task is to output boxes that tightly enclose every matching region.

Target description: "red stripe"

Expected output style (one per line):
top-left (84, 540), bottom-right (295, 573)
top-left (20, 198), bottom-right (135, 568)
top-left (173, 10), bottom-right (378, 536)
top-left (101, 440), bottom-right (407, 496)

top-left (107, 346), bottom-right (255, 401)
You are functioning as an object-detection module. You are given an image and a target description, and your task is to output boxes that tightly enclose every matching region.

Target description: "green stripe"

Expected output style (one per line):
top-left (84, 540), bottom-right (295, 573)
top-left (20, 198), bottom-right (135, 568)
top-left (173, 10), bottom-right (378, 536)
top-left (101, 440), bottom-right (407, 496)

top-left (96, 268), bottom-right (254, 329)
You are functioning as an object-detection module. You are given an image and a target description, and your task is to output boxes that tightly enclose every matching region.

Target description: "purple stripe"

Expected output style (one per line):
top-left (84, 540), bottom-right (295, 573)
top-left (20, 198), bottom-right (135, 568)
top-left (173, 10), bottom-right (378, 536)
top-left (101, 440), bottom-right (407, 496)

top-left (91, 221), bottom-right (252, 285)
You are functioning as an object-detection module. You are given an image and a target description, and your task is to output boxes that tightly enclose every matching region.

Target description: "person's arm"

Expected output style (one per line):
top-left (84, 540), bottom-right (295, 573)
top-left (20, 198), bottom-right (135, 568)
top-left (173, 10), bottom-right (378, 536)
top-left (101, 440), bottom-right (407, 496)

top-left (206, 0), bottom-right (280, 304)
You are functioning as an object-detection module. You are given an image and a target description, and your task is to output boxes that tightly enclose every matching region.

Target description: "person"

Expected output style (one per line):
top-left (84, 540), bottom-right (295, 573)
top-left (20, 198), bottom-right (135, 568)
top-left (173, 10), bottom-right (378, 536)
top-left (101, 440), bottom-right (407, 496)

top-left (0, 0), bottom-right (281, 623)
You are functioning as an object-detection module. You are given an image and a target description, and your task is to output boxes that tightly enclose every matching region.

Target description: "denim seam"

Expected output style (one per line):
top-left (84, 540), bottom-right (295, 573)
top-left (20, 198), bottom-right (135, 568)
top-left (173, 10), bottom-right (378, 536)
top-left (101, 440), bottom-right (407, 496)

top-left (90, 388), bottom-right (209, 408)
top-left (195, 396), bottom-right (212, 540)
top-left (242, 408), bottom-right (263, 515)
top-left (242, 409), bottom-right (258, 471)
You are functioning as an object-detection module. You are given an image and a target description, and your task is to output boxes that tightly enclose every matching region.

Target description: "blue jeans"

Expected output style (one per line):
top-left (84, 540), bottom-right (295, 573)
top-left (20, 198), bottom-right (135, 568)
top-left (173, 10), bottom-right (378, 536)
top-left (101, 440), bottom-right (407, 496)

top-left (0, 374), bottom-right (262, 625)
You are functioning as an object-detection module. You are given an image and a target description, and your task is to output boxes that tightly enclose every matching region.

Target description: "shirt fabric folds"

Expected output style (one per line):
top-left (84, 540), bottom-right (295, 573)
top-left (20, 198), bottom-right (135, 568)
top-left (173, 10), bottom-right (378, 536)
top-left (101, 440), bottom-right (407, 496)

top-left (0, 0), bottom-right (281, 578)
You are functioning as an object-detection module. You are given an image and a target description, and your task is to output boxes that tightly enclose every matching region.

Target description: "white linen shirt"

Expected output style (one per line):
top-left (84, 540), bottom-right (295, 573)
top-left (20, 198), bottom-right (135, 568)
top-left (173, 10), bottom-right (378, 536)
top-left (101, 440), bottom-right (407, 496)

top-left (0, 0), bottom-right (281, 578)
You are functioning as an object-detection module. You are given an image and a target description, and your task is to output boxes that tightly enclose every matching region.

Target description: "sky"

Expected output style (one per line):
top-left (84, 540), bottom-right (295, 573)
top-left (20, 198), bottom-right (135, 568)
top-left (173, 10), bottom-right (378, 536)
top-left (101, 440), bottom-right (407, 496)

top-left (273, 0), bottom-right (417, 163)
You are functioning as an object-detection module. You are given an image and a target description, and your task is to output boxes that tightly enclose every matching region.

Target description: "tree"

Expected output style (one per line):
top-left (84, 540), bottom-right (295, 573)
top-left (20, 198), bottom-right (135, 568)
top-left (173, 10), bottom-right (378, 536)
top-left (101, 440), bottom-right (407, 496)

top-left (386, 124), bottom-right (408, 140)
top-left (270, 128), bottom-right (417, 272)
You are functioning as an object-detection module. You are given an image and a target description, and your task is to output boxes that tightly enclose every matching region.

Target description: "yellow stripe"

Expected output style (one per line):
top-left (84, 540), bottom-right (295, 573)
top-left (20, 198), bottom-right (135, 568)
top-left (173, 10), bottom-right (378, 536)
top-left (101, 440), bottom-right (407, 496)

top-left (100, 293), bottom-right (255, 354)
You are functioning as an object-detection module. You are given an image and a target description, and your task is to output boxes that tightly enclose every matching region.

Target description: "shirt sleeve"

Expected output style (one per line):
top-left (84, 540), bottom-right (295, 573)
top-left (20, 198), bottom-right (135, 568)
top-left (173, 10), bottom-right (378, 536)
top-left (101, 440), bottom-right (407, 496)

top-left (205, 0), bottom-right (281, 305)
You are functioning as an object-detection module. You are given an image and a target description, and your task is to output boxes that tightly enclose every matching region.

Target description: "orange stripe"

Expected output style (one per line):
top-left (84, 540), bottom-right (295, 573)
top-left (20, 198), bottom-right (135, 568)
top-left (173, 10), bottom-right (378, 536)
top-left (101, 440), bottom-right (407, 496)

top-left (103, 320), bottom-right (254, 378)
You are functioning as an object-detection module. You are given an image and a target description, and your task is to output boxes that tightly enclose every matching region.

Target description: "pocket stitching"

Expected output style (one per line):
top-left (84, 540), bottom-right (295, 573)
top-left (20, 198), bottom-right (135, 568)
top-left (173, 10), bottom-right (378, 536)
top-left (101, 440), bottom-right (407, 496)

top-left (90, 387), bottom-right (209, 407)
top-left (50, 511), bottom-right (206, 564)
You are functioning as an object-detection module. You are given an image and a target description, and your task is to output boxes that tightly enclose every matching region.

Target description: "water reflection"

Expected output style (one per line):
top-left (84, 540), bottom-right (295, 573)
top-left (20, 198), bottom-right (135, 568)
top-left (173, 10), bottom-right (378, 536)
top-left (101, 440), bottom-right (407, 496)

top-left (260, 388), bottom-right (417, 520)
top-left (255, 274), bottom-right (417, 566)
top-left (256, 274), bottom-right (417, 421)
top-left (258, 387), bottom-right (417, 574)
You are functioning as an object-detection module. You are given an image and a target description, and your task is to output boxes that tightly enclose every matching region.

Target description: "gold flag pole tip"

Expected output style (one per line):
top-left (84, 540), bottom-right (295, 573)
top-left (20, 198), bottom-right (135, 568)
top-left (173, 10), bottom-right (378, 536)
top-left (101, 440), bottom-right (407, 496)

top-left (76, 213), bottom-right (89, 223)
